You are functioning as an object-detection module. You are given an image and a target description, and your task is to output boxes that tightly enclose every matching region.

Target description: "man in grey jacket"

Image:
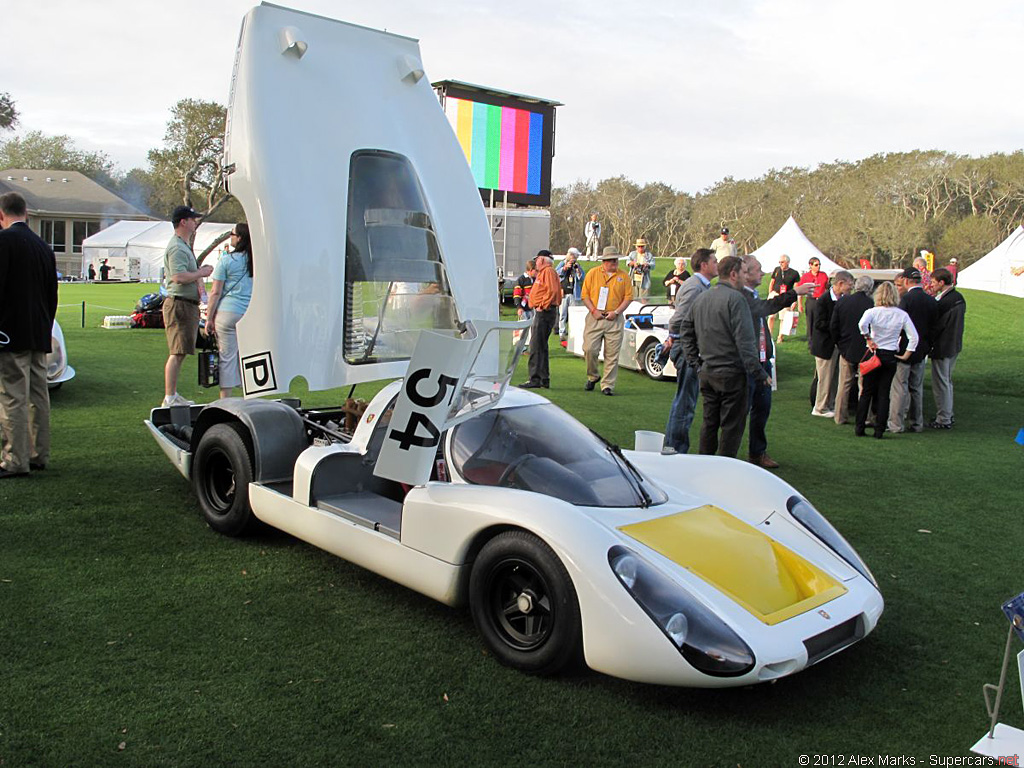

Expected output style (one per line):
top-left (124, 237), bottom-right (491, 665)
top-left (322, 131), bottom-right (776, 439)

top-left (682, 256), bottom-right (770, 457)
top-left (662, 248), bottom-right (717, 453)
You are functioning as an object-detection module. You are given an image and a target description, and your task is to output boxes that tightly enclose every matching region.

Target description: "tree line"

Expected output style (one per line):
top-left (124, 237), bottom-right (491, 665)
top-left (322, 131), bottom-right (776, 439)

top-left (3, 90), bottom-right (1021, 270)
top-left (0, 94), bottom-right (242, 225)
top-left (549, 150), bottom-right (1024, 269)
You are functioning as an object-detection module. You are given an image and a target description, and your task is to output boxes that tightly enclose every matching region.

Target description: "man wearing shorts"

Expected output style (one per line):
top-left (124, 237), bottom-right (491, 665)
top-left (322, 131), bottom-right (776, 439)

top-left (162, 205), bottom-right (212, 407)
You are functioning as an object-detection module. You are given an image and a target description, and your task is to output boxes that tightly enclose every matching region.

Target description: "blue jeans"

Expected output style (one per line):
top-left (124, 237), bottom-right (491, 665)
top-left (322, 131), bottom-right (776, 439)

top-left (665, 349), bottom-right (700, 453)
top-left (558, 295), bottom-right (574, 338)
top-left (747, 361), bottom-right (772, 457)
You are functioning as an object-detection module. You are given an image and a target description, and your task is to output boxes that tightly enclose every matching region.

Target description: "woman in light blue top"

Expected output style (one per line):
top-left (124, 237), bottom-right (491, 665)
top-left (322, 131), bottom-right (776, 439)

top-left (207, 223), bottom-right (254, 399)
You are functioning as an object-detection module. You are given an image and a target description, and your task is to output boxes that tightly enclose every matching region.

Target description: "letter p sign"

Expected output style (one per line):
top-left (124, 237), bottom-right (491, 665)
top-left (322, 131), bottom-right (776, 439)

top-left (242, 352), bottom-right (277, 395)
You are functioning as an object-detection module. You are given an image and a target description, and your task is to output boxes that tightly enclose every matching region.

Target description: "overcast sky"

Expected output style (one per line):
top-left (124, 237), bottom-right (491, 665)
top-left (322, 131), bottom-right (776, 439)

top-left (7, 0), bottom-right (1023, 194)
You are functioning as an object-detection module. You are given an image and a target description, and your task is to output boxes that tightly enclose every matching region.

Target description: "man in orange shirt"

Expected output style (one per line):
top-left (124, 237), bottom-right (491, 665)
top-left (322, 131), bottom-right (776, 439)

top-left (521, 251), bottom-right (562, 389)
top-left (580, 246), bottom-right (633, 395)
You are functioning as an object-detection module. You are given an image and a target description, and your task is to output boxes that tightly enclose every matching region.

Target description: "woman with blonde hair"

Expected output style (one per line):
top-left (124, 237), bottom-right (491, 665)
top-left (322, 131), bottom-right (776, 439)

top-left (855, 281), bottom-right (917, 438)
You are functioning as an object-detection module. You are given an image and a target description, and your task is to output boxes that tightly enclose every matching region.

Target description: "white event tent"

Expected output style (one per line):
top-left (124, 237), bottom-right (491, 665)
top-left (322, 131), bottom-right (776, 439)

top-left (80, 220), bottom-right (161, 268)
top-left (750, 216), bottom-right (843, 275)
top-left (82, 221), bottom-right (234, 281)
top-left (956, 226), bottom-right (1024, 299)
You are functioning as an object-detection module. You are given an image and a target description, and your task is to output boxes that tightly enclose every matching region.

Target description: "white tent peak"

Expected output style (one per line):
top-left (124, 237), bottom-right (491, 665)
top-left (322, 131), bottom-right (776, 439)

top-left (750, 216), bottom-right (843, 274)
top-left (956, 225), bottom-right (1024, 299)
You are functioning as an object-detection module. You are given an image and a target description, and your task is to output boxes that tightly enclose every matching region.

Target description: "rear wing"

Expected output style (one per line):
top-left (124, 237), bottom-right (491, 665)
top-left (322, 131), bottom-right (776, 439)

top-left (225, 4), bottom-right (497, 396)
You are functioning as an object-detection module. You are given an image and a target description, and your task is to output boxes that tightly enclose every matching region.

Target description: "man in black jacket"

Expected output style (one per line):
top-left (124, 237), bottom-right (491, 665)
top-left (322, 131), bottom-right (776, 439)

top-left (928, 268), bottom-right (966, 429)
top-left (830, 275), bottom-right (874, 425)
top-left (740, 256), bottom-right (811, 468)
top-left (889, 267), bottom-right (938, 433)
top-left (0, 192), bottom-right (59, 478)
top-left (810, 270), bottom-right (853, 417)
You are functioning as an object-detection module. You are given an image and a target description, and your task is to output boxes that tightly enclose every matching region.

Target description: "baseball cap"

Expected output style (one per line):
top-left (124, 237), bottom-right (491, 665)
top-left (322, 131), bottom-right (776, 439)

top-left (899, 267), bottom-right (922, 281)
top-left (171, 205), bottom-right (201, 227)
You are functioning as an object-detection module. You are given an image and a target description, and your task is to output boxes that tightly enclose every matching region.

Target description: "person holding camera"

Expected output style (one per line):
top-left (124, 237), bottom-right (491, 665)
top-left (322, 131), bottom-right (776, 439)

top-left (584, 214), bottom-right (601, 259)
top-left (627, 238), bottom-right (655, 302)
top-left (556, 247), bottom-right (584, 345)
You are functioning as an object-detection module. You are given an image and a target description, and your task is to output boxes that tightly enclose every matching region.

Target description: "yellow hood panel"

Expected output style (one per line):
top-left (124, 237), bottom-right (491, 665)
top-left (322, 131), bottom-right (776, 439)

top-left (619, 505), bottom-right (847, 625)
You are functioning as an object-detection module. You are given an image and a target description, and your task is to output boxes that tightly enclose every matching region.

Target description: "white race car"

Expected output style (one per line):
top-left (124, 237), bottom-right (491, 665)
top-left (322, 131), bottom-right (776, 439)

top-left (146, 4), bottom-right (882, 687)
top-left (150, 378), bottom-right (882, 686)
top-left (47, 320), bottom-right (75, 389)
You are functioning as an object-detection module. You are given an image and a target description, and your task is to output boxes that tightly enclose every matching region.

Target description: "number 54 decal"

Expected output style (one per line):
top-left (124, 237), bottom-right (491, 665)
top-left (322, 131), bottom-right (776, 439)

top-left (387, 369), bottom-right (458, 451)
top-left (373, 332), bottom-right (469, 486)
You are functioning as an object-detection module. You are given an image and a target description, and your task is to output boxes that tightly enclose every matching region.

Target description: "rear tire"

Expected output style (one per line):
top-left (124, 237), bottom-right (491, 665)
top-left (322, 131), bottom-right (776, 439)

top-left (470, 531), bottom-right (582, 675)
top-left (640, 340), bottom-right (666, 380)
top-left (192, 422), bottom-right (254, 536)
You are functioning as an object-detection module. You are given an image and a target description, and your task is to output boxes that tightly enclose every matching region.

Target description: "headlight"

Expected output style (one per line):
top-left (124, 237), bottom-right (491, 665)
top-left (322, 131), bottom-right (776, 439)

top-left (787, 496), bottom-right (877, 588)
top-left (609, 546), bottom-right (755, 677)
top-left (47, 339), bottom-right (65, 378)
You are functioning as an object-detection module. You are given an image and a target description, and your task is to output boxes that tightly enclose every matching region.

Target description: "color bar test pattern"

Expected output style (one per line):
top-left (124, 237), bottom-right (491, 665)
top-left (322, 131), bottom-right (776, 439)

top-left (445, 97), bottom-right (543, 196)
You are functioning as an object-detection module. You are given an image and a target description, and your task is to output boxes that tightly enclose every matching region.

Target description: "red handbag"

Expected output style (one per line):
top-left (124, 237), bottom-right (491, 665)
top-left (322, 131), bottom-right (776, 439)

top-left (859, 350), bottom-right (882, 376)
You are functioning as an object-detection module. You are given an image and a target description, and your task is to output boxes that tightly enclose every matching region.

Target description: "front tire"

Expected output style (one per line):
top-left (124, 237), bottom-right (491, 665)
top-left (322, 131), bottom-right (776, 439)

top-left (192, 422), bottom-right (254, 536)
top-left (469, 531), bottom-right (582, 675)
top-left (640, 340), bottom-right (666, 380)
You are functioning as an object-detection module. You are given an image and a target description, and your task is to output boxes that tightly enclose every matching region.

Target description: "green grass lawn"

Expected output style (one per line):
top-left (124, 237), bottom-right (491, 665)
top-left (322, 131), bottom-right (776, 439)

top-left (1, 280), bottom-right (1022, 766)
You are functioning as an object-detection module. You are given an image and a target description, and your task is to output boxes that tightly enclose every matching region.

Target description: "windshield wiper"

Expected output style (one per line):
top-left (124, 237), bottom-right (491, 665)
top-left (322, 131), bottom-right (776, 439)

top-left (607, 442), bottom-right (653, 508)
top-left (589, 428), bottom-right (651, 508)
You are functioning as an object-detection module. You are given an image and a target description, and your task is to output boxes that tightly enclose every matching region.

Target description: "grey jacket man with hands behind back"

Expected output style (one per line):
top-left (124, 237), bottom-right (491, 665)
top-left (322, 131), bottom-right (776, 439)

top-left (681, 255), bottom-right (769, 458)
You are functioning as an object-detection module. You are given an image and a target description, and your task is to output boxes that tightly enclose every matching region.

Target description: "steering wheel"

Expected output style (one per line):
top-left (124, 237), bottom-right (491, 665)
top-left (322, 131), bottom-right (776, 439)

top-left (496, 453), bottom-right (536, 488)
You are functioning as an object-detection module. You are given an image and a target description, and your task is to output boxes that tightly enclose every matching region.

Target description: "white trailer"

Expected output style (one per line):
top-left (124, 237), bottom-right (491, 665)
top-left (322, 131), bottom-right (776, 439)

top-left (487, 206), bottom-right (551, 297)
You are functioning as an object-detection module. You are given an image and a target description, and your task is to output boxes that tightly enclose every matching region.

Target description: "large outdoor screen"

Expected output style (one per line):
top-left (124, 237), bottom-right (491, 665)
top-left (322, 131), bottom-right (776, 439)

top-left (438, 84), bottom-right (556, 207)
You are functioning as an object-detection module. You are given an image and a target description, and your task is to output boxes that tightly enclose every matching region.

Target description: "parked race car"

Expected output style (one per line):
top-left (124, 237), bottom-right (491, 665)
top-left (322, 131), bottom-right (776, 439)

top-left (47, 320), bottom-right (75, 389)
top-left (145, 4), bottom-right (883, 687)
top-left (567, 300), bottom-right (677, 380)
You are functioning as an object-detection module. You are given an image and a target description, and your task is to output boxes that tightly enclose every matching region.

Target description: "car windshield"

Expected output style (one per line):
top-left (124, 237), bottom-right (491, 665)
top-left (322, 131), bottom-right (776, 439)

top-left (449, 404), bottom-right (667, 508)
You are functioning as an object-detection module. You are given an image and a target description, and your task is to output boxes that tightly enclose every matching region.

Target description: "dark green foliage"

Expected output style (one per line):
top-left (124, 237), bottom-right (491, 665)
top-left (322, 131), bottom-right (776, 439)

top-left (0, 92), bottom-right (17, 131)
top-left (0, 130), bottom-right (116, 186)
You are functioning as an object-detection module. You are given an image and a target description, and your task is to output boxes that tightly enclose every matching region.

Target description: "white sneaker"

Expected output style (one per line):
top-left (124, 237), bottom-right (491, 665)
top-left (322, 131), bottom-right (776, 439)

top-left (162, 393), bottom-right (195, 407)
top-left (811, 408), bottom-right (835, 418)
